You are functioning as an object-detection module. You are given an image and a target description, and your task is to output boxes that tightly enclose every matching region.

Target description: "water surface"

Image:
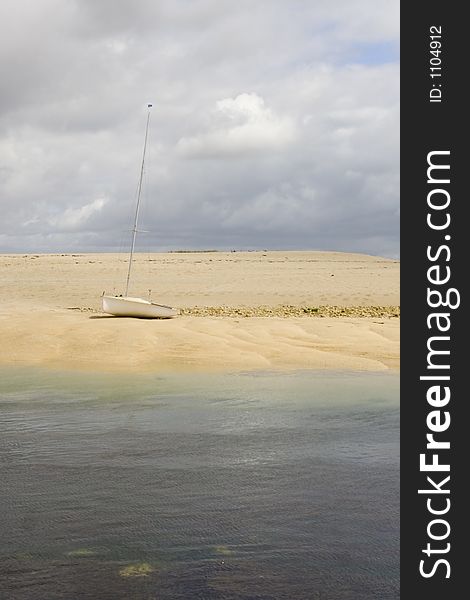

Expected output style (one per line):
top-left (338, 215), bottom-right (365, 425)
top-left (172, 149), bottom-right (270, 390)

top-left (0, 369), bottom-right (399, 599)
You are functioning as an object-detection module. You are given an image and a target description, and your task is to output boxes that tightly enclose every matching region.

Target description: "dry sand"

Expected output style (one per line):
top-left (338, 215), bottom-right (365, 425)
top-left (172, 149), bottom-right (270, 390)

top-left (0, 251), bottom-right (399, 373)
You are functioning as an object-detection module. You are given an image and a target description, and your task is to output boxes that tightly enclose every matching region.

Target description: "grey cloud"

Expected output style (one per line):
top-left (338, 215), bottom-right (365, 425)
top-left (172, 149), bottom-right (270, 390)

top-left (0, 0), bottom-right (399, 257)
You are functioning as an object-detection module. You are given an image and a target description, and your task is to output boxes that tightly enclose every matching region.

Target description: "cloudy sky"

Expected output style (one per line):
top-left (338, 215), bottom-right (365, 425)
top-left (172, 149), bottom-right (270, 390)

top-left (0, 0), bottom-right (399, 256)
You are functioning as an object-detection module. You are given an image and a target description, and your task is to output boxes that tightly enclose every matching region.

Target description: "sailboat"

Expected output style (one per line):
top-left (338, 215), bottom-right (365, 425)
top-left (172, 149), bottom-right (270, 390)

top-left (102, 105), bottom-right (178, 319)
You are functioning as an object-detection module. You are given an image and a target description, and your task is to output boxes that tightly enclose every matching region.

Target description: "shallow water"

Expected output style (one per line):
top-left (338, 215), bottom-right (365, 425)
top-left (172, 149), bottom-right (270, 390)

top-left (0, 368), bottom-right (399, 599)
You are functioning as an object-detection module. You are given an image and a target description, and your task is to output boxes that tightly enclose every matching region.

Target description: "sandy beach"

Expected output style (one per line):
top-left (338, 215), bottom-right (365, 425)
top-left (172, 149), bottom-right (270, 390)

top-left (0, 251), bottom-right (399, 373)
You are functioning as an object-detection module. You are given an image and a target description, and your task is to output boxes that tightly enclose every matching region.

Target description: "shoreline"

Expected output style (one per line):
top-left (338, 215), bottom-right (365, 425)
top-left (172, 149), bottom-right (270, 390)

top-left (0, 251), bottom-right (399, 374)
top-left (0, 308), bottom-right (399, 374)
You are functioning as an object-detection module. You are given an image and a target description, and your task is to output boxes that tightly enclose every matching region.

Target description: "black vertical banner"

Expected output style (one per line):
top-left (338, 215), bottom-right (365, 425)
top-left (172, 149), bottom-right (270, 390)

top-left (401, 2), bottom-right (466, 598)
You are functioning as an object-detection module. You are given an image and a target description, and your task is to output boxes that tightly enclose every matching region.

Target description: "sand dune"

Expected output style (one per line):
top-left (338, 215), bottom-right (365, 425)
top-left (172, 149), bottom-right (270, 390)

top-left (0, 251), bottom-right (399, 373)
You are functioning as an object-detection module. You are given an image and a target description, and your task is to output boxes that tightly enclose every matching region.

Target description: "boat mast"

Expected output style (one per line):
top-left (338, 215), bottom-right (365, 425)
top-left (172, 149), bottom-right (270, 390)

top-left (125, 104), bottom-right (152, 297)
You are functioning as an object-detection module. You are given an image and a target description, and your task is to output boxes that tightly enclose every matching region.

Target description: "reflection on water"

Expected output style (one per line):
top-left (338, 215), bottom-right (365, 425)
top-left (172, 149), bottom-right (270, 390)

top-left (0, 369), bottom-right (399, 599)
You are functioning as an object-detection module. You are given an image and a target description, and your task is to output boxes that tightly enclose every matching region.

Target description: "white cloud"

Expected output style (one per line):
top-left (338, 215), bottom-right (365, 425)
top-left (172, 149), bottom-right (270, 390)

top-left (176, 93), bottom-right (296, 158)
top-left (47, 197), bottom-right (108, 231)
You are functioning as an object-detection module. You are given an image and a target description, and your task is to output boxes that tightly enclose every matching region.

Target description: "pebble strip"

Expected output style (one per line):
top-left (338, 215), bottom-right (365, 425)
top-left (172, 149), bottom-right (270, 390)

top-left (179, 305), bottom-right (400, 318)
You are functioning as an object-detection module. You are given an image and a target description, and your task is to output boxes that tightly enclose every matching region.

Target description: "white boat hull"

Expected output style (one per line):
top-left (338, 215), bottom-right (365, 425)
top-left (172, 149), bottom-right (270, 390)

top-left (102, 295), bottom-right (178, 319)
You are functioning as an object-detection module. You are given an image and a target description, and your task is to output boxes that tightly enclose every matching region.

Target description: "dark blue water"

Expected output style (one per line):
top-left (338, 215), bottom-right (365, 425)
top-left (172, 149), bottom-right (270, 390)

top-left (0, 369), bottom-right (399, 599)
